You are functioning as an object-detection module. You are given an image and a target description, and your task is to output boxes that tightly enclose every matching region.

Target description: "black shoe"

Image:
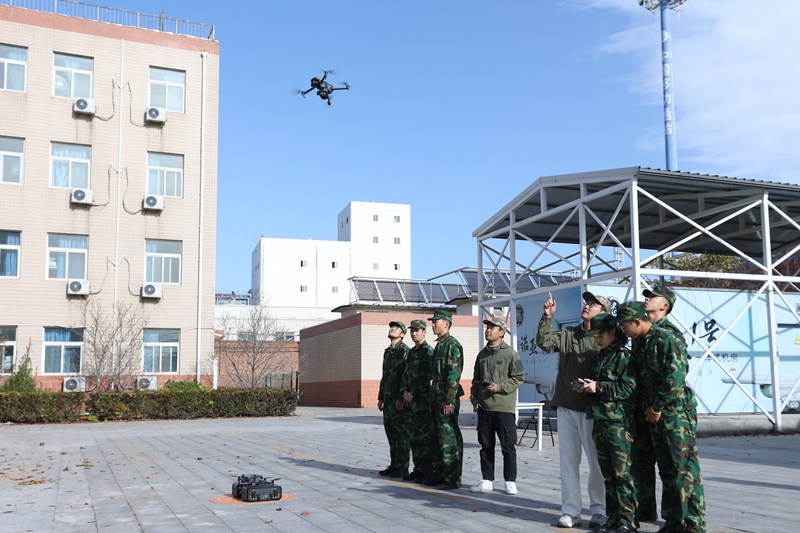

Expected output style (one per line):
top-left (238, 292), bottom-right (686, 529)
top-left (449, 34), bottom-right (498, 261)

top-left (378, 467), bottom-right (394, 477)
top-left (414, 474), bottom-right (428, 484)
top-left (402, 470), bottom-right (420, 481)
top-left (390, 468), bottom-right (408, 479)
top-left (436, 481), bottom-right (460, 490)
top-left (637, 512), bottom-right (659, 522)
top-left (423, 477), bottom-right (440, 486)
top-left (656, 527), bottom-right (682, 533)
top-left (610, 526), bottom-right (637, 533)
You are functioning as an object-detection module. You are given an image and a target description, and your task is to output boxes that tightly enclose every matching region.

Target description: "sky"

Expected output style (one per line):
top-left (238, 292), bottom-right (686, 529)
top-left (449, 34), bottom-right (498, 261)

top-left (106, 0), bottom-right (800, 292)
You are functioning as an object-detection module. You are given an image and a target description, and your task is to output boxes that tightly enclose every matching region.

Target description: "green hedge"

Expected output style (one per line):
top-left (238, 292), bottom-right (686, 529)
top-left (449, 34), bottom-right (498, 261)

top-left (0, 388), bottom-right (296, 423)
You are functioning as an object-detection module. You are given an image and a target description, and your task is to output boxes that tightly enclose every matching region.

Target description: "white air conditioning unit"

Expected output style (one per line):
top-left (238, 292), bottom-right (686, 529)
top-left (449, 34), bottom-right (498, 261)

top-left (73, 97), bottom-right (96, 115)
top-left (63, 377), bottom-right (86, 392)
top-left (136, 375), bottom-right (158, 391)
top-left (142, 194), bottom-right (164, 211)
top-left (145, 106), bottom-right (166, 123)
top-left (67, 279), bottom-right (90, 295)
top-left (141, 282), bottom-right (163, 299)
top-left (70, 188), bottom-right (94, 205)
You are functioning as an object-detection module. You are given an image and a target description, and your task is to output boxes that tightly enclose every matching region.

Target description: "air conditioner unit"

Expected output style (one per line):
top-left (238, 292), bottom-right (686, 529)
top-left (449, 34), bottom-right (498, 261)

top-left (70, 188), bottom-right (94, 205)
top-left (63, 377), bottom-right (86, 392)
top-left (142, 194), bottom-right (164, 211)
top-left (145, 106), bottom-right (166, 123)
top-left (73, 97), bottom-right (96, 115)
top-left (141, 282), bottom-right (163, 299)
top-left (67, 279), bottom-right (90, 295)
top-left (136, 375), bottom-right (158, 391)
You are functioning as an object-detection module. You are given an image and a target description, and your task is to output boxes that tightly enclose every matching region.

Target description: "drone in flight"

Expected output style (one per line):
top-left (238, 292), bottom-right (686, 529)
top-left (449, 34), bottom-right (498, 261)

top-left (300, 70), bottom-right (350, 106)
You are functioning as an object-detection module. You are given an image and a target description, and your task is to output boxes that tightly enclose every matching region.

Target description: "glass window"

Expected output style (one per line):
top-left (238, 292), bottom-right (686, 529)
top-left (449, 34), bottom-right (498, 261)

top-left (331, 261), bottom-right (338, 268)
top-left (143, 328), bottom-right (179, 373)
top-left (394, 216), bottom-right (401, 223)
top-left (147, 152), bottom-right (183, 197)
top-left (332, 286), bottom-right (338, 293)
top-left (0, 326), bottom-right (15, 374)
top-left (300, 285), bottom-right (307, 293)
top-left (394, 264), bottom-right (400, 271)
top-left (0, 136), bottom-right (23, 184)
top-left (373, 263), bottom-right (379, 270)
top-left (51, 142), bottom-right (90, 188)
top-left (47, 233), bottom-right (87, 279)
top-left (394, 237), bottom-right (401, 244)
top-left (145, 239), bottom-right (181, 284)
top-left (0, 43), bottom-right (27, 92)
top-left (373, 215), bottom-right (378, 222)
top-left (43, 327), bottom-right (83, 374)
top-left (373, 236), bottom-right (379, 244)
top-left (300, 260), bottom-right (307, 267)
top-left (149, 67), bottom-right (185, 112)
top-left (0, 230), bottom-right (20, 277)
top-left (53, 53), bottom-right (93, 99)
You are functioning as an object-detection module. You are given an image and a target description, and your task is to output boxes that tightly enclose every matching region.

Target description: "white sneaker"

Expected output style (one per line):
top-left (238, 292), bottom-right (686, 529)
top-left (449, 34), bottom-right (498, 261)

top-left (557, 514), bottom-right (581, 528)
top-left (469, 479), bottom-right (493, 493)
top-left (503, 481), bottom-right (517, 495)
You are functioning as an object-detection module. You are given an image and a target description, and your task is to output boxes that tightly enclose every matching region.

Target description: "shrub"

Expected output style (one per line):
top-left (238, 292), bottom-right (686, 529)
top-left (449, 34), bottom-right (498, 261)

top-left (0, 341), bottom-right (37, 393)
top-left (0, 391), bottom-right (84, 423)
top-left (162, 379), bottom-right (204, 392)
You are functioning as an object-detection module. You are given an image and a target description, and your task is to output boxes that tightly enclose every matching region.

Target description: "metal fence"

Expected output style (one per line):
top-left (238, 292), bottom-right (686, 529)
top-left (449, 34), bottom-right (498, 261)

top-left (0, 0), bottom-right (215, 40)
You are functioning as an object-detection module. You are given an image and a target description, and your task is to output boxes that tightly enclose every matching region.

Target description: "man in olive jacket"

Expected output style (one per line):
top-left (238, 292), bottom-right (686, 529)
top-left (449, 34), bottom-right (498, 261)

top-left (469, 316), bottom-right (525, 495)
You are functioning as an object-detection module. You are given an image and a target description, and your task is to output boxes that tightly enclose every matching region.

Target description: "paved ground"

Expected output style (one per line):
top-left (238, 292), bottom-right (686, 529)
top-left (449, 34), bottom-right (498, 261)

top-left (1, 406), bottom-right (797, 532)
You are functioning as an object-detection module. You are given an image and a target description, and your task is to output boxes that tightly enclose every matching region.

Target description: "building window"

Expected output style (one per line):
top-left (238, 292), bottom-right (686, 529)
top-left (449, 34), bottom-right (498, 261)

top-left (331, 261), bottom-right (338, 268)
top-left (0, 43), bottom-right (27, 92)
top-left (300, 260), bottom-right (308, 267)
top-left (373, 263), bottom-right (379, 270)
top-left (150, 66), bottom-right (185, 112)
top-left (300, 285), bottom-right (307, 293)
top-left (145, 239), bottom-right (182, 284)
top-left (373, 236), bottom-right (379, 244)
top-left (53, 53), bottom-right (93, 99)
top-left (0, 326), bottom-right (15, 374)
top-left (0, 230), bottom-right (20, 277)
top-left (394, 237), bottom-right (401, 245)
top-left (394, 264), bottom-right (400, 271)
top-left (394, 215), bottom-right (401, 223)
top-left (43, 327), bottom-right (83, 374)
top-left (147, 152), bottom-right (183, 197)
top-left (0, 136), bottom-right (23, 184)
top-left (373, 214), bottom-right (379, 222)
top-left (47, 233), bottom-right (87, 279)
top-left (276, 331), bottom-right (296, 341)
top-left (332, 286), bottom-right (338, 293)
top-left (51, 142), bottom-right (90, 189)
top-left (143, 328), bottom-right (179, 373)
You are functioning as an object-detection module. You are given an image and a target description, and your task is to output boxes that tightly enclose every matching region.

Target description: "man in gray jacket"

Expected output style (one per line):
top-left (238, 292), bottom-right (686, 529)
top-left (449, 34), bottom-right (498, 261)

top-left (469, 316), bottom-right (525, 495)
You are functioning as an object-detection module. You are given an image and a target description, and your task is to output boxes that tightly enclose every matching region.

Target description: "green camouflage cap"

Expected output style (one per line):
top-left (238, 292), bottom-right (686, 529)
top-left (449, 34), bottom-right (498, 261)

top-left (589, 313), bottom-right (618, 334)
top-left (389, 321), bottom-right (407, 334)
top-left (642, 284), bottom-right (677, 314)
top-left (616, 301), bottom-right (647, 322)
top-left (409, 319), bottom-right (427, 330)
top-left (483, 316), bottom-right (507, 330)
top-left (428, 309), bottom-right (453, 322)
top-left (582, 291), bottom-right (611, 313)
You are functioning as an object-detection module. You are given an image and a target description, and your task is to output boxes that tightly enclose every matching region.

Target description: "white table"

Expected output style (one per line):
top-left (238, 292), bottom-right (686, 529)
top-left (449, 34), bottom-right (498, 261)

top-left (514, 402), bottom-right (544, 451)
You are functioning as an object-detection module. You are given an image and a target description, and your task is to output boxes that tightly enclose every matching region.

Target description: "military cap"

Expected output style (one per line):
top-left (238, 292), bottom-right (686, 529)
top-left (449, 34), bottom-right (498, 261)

top-left (642, 284), bottom-right (677, 314)
top-left (588, 313), bottom-right (618, 334)
top-left (428, 309), bottom-right (453, 322)
top-left (409, 319), bottom-right (427, 330)
top-left (389, 321), bottom-right (407, 334)
top-left (582, 291), bottom-right (611, 313)
top-left (483, 316), bottom-right (507, 330)
top-left (616, 301), bottom-right (648, 322)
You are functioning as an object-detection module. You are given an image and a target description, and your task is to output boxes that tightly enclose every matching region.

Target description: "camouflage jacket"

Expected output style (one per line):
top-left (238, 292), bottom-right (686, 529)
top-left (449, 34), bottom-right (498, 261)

top-left (401, 341), bottom-right (434, 402)
top-left (378, 341), bottom-right (410, 402)
top-left (634, 323), bottom-right (691, 413)
top-left (586, 341), bottom-right (636, 421)
top-left (430, 333), bottom-right (464, 405)
top-left (470, 341), bottom-right (525, 414)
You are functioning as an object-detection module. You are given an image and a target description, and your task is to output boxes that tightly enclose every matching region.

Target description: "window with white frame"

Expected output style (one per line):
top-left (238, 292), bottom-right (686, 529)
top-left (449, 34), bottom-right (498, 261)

top-left (332, 286), bottom-right (338, 293)
top-left (0, 326), bottom-right (15, 374)
top-left (394, 264), bottom-right (400, 271)
top-left (373, 236), bottom-right (379, 244)
top-left (53, 53), bottom-right (93, 99)
top-left (149, 66), bottom-right (185, 112)
top-left (373, 214), bottom-right (378, 222)
top-left (394, 237), bottom-right (400, 244)
top-left (0, 230), bottom-right (20, 277)
top-left (143, 328), bottom-right (179, 373)
top-left (47, 233), bottom-right (87, 279)
top-left (51, 142), bottom-right (90, 189)
top-left (147, 152), bottom-right (183, 197)
top-left (300, 285), bottom-right (307, 293)
top-left (145, 239), bottom-right (181, 284)
top-left (0, 43), bottom-right (26, 92)
top-left (0, 136), bottom-right (23, 184)
top-left (331, 261), bottom-right (338, 268)
top-left (394, 215), bottom-right (400, 223)
top-left (43, 327), bottom-right (83, 374)
top-left (373, 263), bottom-right (379, 270)
top-left (300, 260), bottom-right (308, 267)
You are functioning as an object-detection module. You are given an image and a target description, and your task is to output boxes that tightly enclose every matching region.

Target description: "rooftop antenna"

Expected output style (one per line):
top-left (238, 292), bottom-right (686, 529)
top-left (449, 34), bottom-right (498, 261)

top-left (639, 0), bottom-right (687, 171)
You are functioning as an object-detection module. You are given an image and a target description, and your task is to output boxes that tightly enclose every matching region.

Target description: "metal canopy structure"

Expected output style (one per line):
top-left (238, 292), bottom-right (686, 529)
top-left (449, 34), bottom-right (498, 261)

top-left (474, 166), bottom-right (800, 431)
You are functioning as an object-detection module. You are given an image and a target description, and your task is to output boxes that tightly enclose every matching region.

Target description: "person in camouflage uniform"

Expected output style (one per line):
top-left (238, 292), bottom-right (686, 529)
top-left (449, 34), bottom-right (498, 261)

top-left (428, 309), bottom-right (464, 490)
top-left (631, 284), bottom-right (685, 523)
top-left (577, 313), bottom-right (637, 533)
top-left (618, 301), bottom-right (706, 533)
top-left (377, 321), bottom-right (411, 478)
top-left (400, 319), bottom-right (436, 483)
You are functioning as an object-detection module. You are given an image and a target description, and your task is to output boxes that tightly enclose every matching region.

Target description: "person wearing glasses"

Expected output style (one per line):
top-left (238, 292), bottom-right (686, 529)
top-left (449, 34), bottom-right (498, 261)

top-left (536, 291), bottom-right (608, 530)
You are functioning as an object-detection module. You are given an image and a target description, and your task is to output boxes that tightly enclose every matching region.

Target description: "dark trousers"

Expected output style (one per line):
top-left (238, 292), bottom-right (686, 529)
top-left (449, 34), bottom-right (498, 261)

top-left (477, 409), bottom-right (517, 482)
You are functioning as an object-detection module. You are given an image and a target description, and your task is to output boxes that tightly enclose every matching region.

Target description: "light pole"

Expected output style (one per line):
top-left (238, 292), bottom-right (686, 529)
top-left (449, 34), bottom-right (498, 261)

top-left (639, 0), bottom-right (686, 171)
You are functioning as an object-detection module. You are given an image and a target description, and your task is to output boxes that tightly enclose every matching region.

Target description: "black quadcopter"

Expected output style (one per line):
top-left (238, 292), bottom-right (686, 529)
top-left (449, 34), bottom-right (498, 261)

top-left (300, 70), bottom-right (350, 105)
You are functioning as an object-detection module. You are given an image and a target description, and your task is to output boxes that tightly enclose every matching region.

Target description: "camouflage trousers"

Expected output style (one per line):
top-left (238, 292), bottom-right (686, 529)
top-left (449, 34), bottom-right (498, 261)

top-left (649, 395), bottom-right (706, 533)
top-left (382, 401), bottom-right (410, 471)
top-left (592, 417), bottom-right (637, 529)
top-left (631, 401), bottom-right (658, 520)
top-left (431, 396), bottom-right (463, 485)
top-left (407, 397), bottom-right (436, 478)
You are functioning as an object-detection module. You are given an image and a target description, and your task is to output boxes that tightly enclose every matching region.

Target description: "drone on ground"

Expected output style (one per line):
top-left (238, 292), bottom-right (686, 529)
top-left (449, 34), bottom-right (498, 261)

top-left (300, 70), bottom-right (350, 105)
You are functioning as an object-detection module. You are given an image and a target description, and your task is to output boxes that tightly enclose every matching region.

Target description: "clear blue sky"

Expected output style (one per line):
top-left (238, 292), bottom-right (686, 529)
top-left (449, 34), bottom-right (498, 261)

top-left (107, 0), bottom-right (800, 292)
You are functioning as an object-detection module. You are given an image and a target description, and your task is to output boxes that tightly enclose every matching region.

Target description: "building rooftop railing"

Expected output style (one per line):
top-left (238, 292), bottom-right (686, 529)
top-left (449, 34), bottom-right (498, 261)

top-left (0, 0), bottom-right (215, 40)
